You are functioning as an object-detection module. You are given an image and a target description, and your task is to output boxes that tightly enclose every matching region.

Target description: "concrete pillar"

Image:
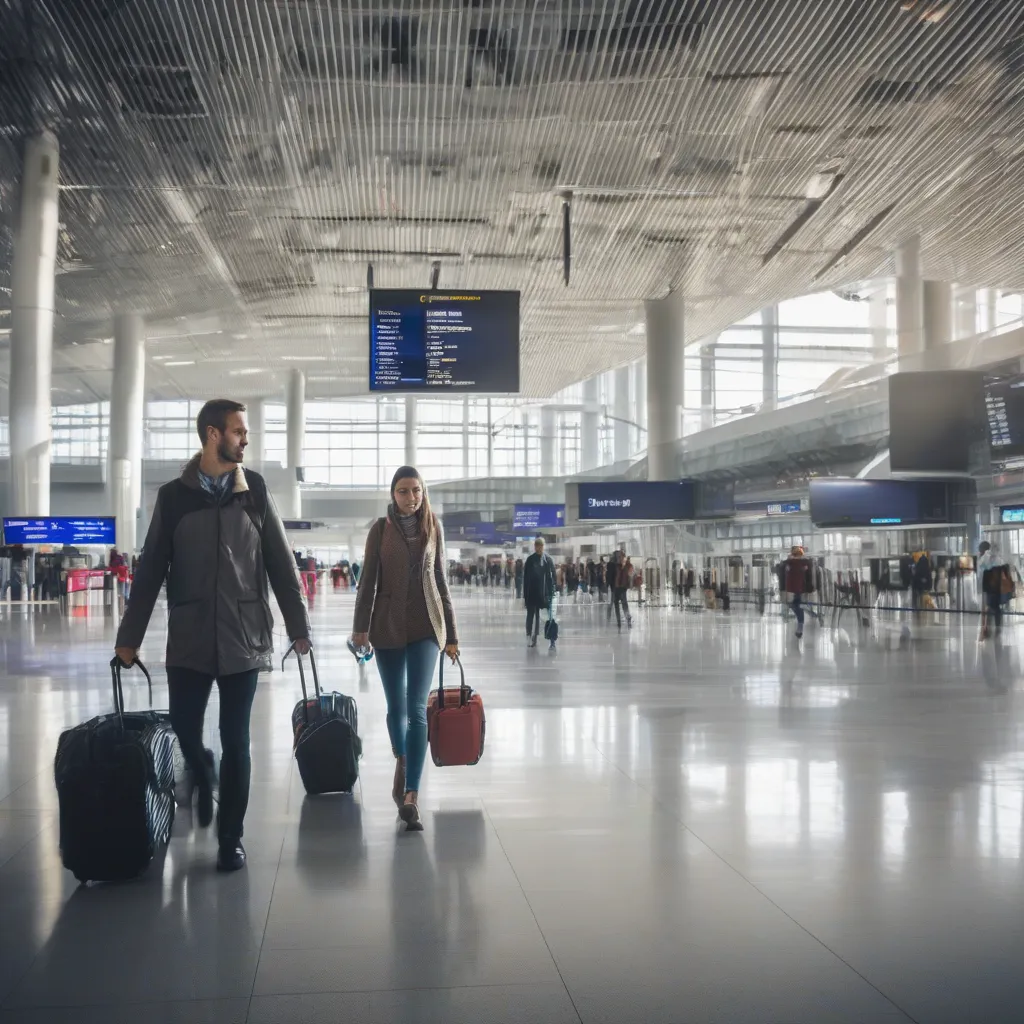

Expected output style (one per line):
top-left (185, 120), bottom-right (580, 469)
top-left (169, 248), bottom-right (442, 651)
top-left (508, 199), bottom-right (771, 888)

top-left (486, 398), bottom-right (494, 477)
top-left (895, 237), bottom-right (923, 362)
top-left (582, 377), bottom-right (600, 472)
top-left (108, 314), bottom-right (145, 553)
top-left (762, 306), bottom-right (778, 410)
top-left (286, 368), bottom-right (305, 519)
top-left (9, 131), bottom-right (59, 516)
top-left (541, 406), bottom-right (557, 476)
top-left (404, 395), bottom-right (417, 466)
top-left (700, 340), bottom-right (716, 431)
top-left (613, 366), bottom-right (631, 463)
top-left (245, 397), bottom-right (266, 471)
top-left (954, 286), bottom-right (977, 340)
top-left (645, 295), bottom-right (685, 480)
top-left (985, 288), bottom-right (999, 332)
top-left (869, 285), bottom-right (888, 351)
top-left (462, 396), bottom-right (470, 478)
top-left (922, 279), bottom-right (952, 360)
top-left (632, 359), bottom-right (647, 454)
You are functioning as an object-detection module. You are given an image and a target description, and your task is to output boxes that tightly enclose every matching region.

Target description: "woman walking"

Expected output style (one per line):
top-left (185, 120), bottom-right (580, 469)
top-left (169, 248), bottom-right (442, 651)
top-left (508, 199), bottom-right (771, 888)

top-left (351, 467), bottom-right (459, 831)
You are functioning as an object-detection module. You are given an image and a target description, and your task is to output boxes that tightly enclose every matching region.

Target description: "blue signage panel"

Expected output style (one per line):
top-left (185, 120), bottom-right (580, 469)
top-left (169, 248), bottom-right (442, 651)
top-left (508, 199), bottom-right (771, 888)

top-left (369, 289), bottom-right (520, 392)
top-left (282, 520), bottom-right (313, 531)
top-left (767, 501), bottom-right (803, 516)
top-left (512, 504), bottom-right (565, 531)
top-left (3, 517), bottom-right (116, 545)
top-left (577, 482), bottom-right (695, 521)
top-left (1000, 505), bottom-right (1024, 524)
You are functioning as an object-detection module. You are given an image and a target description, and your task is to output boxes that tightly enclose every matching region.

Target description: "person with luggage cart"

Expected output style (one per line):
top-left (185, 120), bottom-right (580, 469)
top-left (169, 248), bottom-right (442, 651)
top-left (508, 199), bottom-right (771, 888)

top-left (115, 399), bottom-right (311, 873)
top-left (351, 466), bottom-right (459, 832)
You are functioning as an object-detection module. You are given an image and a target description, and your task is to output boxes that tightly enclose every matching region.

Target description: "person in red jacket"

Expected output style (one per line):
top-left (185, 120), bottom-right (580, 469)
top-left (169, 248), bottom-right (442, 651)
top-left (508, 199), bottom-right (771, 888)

top-left (783, 545), bottom-right (813, 640)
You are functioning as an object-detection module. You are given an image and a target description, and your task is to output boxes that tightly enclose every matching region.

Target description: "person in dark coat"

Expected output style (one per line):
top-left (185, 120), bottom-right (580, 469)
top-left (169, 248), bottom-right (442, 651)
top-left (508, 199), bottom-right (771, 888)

top-left (115, 399), bottom-right (310, 872)
top-left (522, 537), bottom-right (556, 648)
top-left (783, 545), bottom-right (813, 640)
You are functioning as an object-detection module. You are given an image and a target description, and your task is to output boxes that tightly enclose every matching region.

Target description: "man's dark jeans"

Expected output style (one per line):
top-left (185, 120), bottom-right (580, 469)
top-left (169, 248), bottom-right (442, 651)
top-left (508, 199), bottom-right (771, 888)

top-left (167, 667), bottom-right (259, 843)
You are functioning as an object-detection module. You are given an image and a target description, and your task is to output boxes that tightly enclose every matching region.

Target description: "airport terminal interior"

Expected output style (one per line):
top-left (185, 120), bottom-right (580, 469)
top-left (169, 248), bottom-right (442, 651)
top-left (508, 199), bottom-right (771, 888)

top-left (3, 1), bottom-right (1024, 1022)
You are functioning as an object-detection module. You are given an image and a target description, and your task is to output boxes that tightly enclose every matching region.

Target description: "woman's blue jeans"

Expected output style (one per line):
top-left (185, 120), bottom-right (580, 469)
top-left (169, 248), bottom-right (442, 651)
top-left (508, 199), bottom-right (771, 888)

top-left (375, 638), bottom-right (439, 793)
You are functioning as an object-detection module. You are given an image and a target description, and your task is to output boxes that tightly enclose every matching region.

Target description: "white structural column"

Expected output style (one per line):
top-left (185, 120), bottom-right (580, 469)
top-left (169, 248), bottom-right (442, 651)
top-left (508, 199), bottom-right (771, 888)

top-left (869, 285), bottom-right (888, 351)
top-left (245, 397), bottom-right (266, 471)
top-left (108, 314), bottom-right (145, 553)
top-left (286, 368), bottom-right (305, 519)
top-left (9, 131), bottom-right (59, 516)
top-left (645, 295), bottom-right (685, 480)
top-left (922, 280), bottom-right (952, 361)
top-left (404, 395), bottom-right (417, 467)
top-left (895, 236), bottom-right (923, 362)
top-left (985, 288), bottom-right (999, 332)
top-left (486, 398), bottom-right (494, 477)
top-left (632, 359), bottom-right (647, 454)
top-left (613, 366), bottom-right (631, 464)
top-left (582, 377), bottom-right (601, 472)
top-left (700, 339), bottom-right (716, 431)
top-left (462, 397), bottom-right (470, 478)
top-left (540, 406), bottom-right (557, 477)
top-left (954, 286), bottom-right (977, 340)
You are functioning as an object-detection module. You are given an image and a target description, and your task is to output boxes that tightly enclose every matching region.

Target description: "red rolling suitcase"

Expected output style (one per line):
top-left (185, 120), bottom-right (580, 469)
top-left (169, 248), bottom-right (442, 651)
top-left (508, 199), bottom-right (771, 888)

top-left (427, 658), bottom-right (485, 767)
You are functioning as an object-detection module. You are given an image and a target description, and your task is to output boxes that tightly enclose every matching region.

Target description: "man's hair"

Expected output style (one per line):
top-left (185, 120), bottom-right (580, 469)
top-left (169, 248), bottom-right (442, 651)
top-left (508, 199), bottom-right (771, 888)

top-left (979, 540), bottom-right (991, 554)
top-left (196, 399), bottom-right (246, 444)
top-left (535, 536), bottom-right (545, 545)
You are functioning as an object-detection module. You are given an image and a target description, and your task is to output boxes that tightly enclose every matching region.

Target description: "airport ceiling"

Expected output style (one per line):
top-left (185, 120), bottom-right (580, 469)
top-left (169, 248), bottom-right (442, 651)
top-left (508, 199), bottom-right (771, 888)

top-left (1, 0), bottom-right (1023, 404)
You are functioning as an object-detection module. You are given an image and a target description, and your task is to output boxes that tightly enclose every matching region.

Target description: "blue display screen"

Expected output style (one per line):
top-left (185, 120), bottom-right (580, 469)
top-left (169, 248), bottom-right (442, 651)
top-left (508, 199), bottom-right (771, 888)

top-left (767, 502), bottom-right (802, 516)
top-left (3, 517), bottom-right (116, 545)
top-left (369, 289), bottom-right (520, 392)
top-left (1000, 506), bottom-right (1024, 523)
top-left (577, 482), bottom-right (695, 521)
top-left (512, 504), bottom-right (565, 530)
top-left (809, 479), bottom-right (950, 527)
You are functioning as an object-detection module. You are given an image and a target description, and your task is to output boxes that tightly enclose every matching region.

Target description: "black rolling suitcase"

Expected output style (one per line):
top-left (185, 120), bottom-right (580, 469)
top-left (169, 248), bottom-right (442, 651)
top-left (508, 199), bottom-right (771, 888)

top-left (285, 643), bottom-right (361, 795)
top-left (54, 658), bottom-right (179, 883)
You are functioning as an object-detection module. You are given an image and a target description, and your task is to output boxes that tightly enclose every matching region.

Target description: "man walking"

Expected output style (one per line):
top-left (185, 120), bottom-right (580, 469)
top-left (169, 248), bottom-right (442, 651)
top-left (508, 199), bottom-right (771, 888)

top-left (523, 536), bottom-right (556, 649)
top-left (115, 399), bottom-right (310, 872)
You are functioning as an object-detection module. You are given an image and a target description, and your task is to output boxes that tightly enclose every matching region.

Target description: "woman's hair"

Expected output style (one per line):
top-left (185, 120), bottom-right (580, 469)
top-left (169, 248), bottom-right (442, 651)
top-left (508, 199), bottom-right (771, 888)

top-left (791, 545), bottom-right (804, 557)
top-left (390, 465), bottom-right (434, 542)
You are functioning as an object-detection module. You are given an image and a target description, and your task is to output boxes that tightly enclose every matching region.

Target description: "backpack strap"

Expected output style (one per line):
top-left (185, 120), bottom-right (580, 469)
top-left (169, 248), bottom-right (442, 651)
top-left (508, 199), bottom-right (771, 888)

top-left (242, 470), bottom-right (269, 535)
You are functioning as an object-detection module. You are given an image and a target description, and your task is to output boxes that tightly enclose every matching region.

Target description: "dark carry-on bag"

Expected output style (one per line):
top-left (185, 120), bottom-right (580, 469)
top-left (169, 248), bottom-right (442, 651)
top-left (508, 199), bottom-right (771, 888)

top-left (286, 643), bottom-right (361, 795)
top-left (54, 658), bottom-right (179, 884)
top-left (427, 657), bottom-right (485, 767)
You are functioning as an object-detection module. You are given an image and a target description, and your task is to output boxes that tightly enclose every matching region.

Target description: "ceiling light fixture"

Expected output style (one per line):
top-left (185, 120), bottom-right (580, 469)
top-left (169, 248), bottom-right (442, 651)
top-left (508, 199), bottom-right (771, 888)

top-left (164, 360), bottom-right (195, 367)
top-left (228, 368), bottom-right (263, 376)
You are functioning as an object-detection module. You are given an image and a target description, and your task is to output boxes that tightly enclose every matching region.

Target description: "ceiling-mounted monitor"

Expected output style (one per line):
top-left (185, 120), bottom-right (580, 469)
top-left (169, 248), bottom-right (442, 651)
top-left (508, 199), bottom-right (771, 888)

top-left (809, 479), bottom-right (952, 527)
top-left (2, 517), bottom-right (116, 545)
top-left (889, 370), bottom-right (984, 474)
top-left (369, 289), bottom-right (520, 393)
top-left (985, 373), bottom-right (1024, 460)
top-left (572, 481), bottom-right (695, 522)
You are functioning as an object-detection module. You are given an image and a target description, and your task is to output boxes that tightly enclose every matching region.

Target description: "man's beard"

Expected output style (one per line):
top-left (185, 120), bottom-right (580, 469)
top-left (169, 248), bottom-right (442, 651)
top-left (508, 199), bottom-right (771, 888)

top-left (219, 440), bottom-right (244, 464)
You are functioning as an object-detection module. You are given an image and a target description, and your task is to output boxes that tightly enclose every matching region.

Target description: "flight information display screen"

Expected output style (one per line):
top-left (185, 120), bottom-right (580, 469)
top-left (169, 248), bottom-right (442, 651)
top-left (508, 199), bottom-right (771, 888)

top-left (369, 289), bottom-right (520, 392)
top-left (3, 517), bottom-right (116, 545)
top-left (1000, 505), bottom-right (1024, 524)
top-left (512, 504), bottom-right (565, 531)
top-left (808, 480), bottom-right (950, 527)
top-left (985, 375), bottom-right (1024, 459)
top-left (577, 482), bottom-right (695, 521)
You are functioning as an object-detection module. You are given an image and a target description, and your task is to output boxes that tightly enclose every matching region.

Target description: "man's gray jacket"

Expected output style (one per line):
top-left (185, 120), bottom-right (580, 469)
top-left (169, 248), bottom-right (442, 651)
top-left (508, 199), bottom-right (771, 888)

top-left (116, 455), bottom-right (309, 676)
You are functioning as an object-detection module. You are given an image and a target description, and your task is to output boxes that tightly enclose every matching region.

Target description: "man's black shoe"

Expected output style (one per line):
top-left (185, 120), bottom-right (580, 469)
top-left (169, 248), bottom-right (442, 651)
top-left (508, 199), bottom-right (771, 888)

top-left (217, 842), bottom-right (246, 872)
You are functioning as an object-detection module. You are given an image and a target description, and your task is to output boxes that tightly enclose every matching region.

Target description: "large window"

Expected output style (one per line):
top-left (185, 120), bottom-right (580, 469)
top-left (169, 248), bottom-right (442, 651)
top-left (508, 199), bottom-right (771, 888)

top-left (52, 403), bottom-right (109, 462)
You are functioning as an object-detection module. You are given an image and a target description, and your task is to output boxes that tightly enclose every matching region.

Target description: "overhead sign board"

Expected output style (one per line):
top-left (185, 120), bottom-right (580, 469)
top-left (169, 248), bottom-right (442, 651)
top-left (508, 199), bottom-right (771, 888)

top-left (3, 517), bottom-right (116, 545)
top-left (573, 481), bottom-right (695, 522)
top-left (512, 504), bottom-right (565, 531)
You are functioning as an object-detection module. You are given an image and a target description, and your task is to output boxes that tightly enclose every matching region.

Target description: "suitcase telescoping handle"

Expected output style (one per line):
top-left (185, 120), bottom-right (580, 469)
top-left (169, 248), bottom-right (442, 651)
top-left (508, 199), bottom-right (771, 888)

top-left (282, 641), bottom-right (321, 722)
top-left (108, 655), bottom-right (153, 726)
top-left (438, 655), bottom-right (470, 708)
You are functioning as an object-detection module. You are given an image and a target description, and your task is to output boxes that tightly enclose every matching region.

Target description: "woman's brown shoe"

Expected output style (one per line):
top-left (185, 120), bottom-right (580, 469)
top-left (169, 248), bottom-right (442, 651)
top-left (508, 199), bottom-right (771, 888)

top-left (398, 791), bottom-right (423, 831)
top-left (392, 757), bottom-right (406, 809)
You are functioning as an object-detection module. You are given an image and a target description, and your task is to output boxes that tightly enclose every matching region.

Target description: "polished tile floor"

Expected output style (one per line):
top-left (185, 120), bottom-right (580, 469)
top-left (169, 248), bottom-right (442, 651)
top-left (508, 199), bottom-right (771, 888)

top-left (0, 587), bottom-right (1022, 1022)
